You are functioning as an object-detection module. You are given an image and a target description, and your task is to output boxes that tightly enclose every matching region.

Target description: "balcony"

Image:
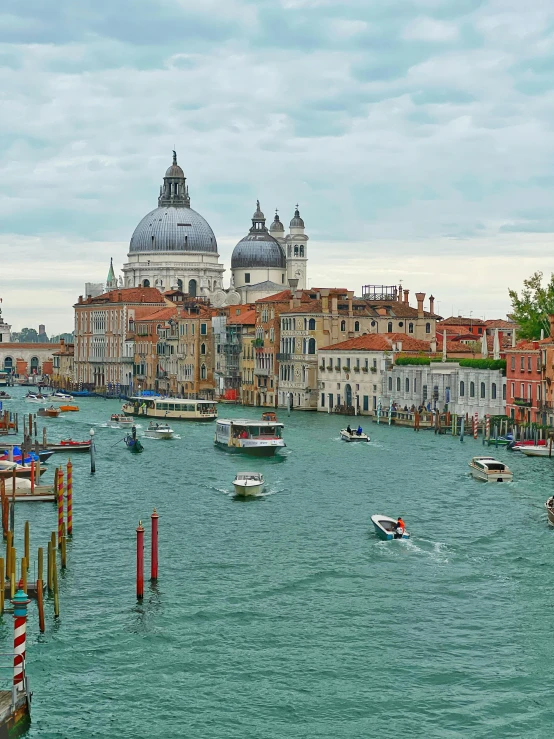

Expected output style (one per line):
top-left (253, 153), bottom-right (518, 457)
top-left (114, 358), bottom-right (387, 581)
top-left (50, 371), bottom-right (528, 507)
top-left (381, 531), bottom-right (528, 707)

top-left (513, 398), bottom-right (532, 407)
top-left (254, 367), bottom-right (270, 376)
top-left (276, 353), bottom-right (292, 361)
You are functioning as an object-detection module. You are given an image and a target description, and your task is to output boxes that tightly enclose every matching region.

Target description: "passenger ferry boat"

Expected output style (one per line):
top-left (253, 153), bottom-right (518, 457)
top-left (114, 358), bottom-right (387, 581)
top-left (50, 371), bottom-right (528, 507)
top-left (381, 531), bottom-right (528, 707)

top-left (121, 397), bottom-right (217, 421)
top-left (215, 419), bottom-right (285, 456)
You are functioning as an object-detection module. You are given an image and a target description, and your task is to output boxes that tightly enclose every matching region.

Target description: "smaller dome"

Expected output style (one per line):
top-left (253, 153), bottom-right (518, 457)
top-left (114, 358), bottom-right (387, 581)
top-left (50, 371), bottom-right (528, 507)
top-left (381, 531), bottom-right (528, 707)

top-left (270, 211), bottom-right (284, 232)
top-left (253, 199), bottom-right (265, 221)
top-left (165, 150), bottom-right (184, 178)
top-left (290, 207), bottom-right (304, 228)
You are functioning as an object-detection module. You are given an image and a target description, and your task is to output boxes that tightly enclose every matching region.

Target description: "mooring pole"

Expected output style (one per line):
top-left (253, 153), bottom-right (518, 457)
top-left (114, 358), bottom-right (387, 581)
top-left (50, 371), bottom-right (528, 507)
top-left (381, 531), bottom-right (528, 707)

top-left (90, 429), bottom-right (96, 474)
top-left (57, 467), bottom-right (64, 549)
top-left (150, 509), bottom-right (159, 581)
top-left (136, 521), bottom-right (144, 599)
top-left (11, 586), bottom-right (30, 691)
top-left (66, 459), bottom-right (73, 536)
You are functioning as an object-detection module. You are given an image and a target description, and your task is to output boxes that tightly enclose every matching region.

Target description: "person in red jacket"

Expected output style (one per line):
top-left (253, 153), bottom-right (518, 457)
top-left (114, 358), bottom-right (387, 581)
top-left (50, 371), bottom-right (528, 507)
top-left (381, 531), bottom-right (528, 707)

top-left (395, 517), bottom-right (406, 538)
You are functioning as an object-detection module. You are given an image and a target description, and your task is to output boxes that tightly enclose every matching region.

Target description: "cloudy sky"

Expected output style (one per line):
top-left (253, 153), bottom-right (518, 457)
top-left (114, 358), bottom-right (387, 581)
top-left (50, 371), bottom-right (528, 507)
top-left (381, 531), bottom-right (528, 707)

top-left (2, 0), bottom-right (554, 333)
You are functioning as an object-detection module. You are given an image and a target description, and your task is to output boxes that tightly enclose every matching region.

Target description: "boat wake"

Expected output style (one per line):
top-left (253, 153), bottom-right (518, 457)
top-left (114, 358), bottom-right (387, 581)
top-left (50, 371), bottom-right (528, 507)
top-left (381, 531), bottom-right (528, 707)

top-left (371, 535), bottom-right (449, 563)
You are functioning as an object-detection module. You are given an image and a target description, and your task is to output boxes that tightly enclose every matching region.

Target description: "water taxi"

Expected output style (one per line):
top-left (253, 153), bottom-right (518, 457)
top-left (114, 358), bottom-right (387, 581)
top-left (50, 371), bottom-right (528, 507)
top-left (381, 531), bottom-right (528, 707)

top-left (144, 422), bottom-right (175, 440)
top-left (109, 414), bottom-right (134, 428)
top-left (469, 456), bottom-right (513, 482)
top-left (215, 419), bottom-right (285, 456)
top-left (371, 515), bottom-right (410, 541)
top-left (37, 406), bottom-right (61, 418)
top-left (121, 397), bottom-right (217, 421)
top-left (52, 391), bottom-right (73, 400)
top-left (233, 472), bottom-right (265, 496)
top-left (340, 427), bottom-right (370, 442)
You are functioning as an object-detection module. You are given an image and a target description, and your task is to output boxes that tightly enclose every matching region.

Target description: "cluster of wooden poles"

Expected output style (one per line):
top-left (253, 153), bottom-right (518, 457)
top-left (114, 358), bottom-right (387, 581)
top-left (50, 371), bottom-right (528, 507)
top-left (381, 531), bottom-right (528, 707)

top-left (0, 410), bottom-right (18, 436)
top-left (136, 510), bottom-right (159, 600)
top-left (0, 460), bottom-right (74, 631)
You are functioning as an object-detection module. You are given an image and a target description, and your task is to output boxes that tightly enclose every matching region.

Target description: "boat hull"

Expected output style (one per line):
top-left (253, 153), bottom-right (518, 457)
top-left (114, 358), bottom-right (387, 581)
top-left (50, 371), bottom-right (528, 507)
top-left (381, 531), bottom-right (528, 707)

top-left (469, 466), bottom-right (513, 482)
top-left (519, 446), bottom-right (552, 457)
top-left (340, 430), bottom-right (370, 442)
top-left (371, 515), bottom-right (409, 541)
top-left (48, 442), bottom-right (91, 453)
top-left (546, 501), bottom-right (554, 525)
top-left (233, 483), bottom-right (263, 496)
top-left (215, 440), bottom-right (283, 456)
top-left (145, 431), bottom-right (174, 440)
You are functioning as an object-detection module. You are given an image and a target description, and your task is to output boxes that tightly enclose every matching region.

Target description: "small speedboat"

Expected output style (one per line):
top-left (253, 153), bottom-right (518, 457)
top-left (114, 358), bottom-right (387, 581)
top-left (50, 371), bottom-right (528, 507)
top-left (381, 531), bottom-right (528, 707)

top-left (469, 456), bottom-right (513, 482)
top-left (58, 404), bottom-right (79, 412)
top-left (37, 406), bottom-right (61, 418)
top-left (0, 391), bottom-right (11, 400)
top-left (144, 422), bottom-right (174, 440)
top-left (124, 435), bottom-right (144, 454)
top-left (340, 428), bottom-right (370, 442)
top-left (52, 392), bottom-right (73, 400)
top-left (25, 393), bottom-right (47, 403)
top-left (518, 445), bottom-right (552, 458)
top-left (233, 472), bottom-right (264, 497)
top-left (546, 497), bottom-right (554, 525)
top-left (110, 414), bottom-right (134, 427)
top-left (261, 411), bottom-right (278, 422)
top-left (371, 514), bottom-right (409, 541)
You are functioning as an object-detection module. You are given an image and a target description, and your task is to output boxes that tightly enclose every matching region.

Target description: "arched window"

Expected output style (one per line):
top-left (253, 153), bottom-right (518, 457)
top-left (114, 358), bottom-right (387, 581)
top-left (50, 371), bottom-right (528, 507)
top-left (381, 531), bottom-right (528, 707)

top-left (200, 364), bottom-right (206, 380)
top-left (177, 279), bottom-right (183, 291)
top-left (341, 320), bottom-right (346, 332)
top-left (491, 383), bottom-right (497, 400)
top-left (408, 323), bottom-right (414, 334)
top-left (405, 378), bottom-right (410, 392)
top-left (300, 245), bottom-right (304, 257)
top-left (425, 323), bottom-right (430, 334)
top-left (388, 376), bottom-right (393, 391)
top-left (30, 357), bottom-right (40, 373)
top-left (459, 381), bottom-right (465, 397)
top-left (480, 382), bottom-right (486, 398)
top-left (396, 377), bottom-right (401, 391)
top-left (287, 245), bottom-right (291, 257)
top-left (309, 318), bottom-right (316, 330)
top-left (188, 279), bottom-right (197, 297)
top-left (308, 338), bottom-right (316, 355)
top-left (200, 343), bottom-right (206, 355)
top-left (142, 279), bottom-right (150, 287)
top-left (3, 357), bottom-right (13, 371)
top-left (388, 322), bottom-right (393, 333)
top-left (304, 318), bottom-right (307, 330)
top-left (354, 321), bottom-right (359, 332)
top-left (470, 382), bottom-right (475, 397)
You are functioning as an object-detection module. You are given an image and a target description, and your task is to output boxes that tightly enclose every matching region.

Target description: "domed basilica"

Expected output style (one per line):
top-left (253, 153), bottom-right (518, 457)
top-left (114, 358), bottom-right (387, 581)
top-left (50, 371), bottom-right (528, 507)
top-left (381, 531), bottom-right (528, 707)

top-left (118, 152), bottom-right (309, 303)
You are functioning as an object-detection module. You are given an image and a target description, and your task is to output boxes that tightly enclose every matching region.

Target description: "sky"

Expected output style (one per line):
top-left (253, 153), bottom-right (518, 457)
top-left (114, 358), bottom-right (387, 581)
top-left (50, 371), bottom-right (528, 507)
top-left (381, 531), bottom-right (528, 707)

top-left (2, 0), bottom-right (554, 333)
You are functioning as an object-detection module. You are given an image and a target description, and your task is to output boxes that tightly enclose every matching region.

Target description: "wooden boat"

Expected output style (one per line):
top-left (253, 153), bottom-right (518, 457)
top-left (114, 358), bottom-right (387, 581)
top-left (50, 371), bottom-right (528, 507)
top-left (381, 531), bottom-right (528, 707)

top-left (215, 419), bottom-right (285, 456)
top-left (545, 497), bottom-right (554, 525)
top-left (58, 405), bottom-right (79, 412)
top-left (37, 406), bottom-right (61, 418)
top-left (261, 411), bottom-right (277, 422)
top-left (371, 515), bottom-right (410, 541)
top-left (0, 460), bottom-right (46, 479)
top-left (47, 439), bottom-right (91, 453)
top-left (124, 435), bottom-right (144, 453)
top-left (233, 472), bottom-right (264, 497)
top-left (144, 422), bottom-right (174, 440)
top-left (469, 456), bottom-right (513, 482)
top-left (340, 428), bottom-right (370, 442)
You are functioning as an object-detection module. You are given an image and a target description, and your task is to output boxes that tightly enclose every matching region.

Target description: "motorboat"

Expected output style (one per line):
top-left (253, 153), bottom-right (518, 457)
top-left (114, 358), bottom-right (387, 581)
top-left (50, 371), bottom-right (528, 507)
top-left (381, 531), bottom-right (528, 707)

top-left (110, 414), bottom-right (134, 428)
top-left (508, 439), bottom-right (547, 451)
top-left (0, 391), bottom-right (11, 400)
top-left (47, 439), bottom-right (92, 453)
top-left (545, 497), bottom-right (554, 525)
top-left (215, 419), bottom-right (286, 456)
top-left (124, 435), bottom-right (144, 453)
top-left (340, 427), bottom-right (370, 442)
top-left (233, 472), bottom-right (265, 497)
top-left (52, 392), bottom-right (73, 400)
top-left (261, 411), bottom-right (278, 422)
top-left (0, 460), bottom-right (46, 479)
top-left (371, 515), bottom-right (410, 541)
top-left (58, 404), bottom-right (79, 412)
top-left (144, 422), bottom-right (175, 440)
top-left (518, 445), bottom-right (553, 458)
top-left (25, 393), bottom-right (48, 403)
top-left (469, 456), bottom-right (513, 482)
top-left (37, 406), bottom-right (61, 418)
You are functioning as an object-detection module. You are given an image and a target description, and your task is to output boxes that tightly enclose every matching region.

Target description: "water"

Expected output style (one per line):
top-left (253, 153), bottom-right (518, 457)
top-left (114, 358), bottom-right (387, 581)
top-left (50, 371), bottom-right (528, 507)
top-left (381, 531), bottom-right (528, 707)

top-left (3, 388), bottom-right (554, 737)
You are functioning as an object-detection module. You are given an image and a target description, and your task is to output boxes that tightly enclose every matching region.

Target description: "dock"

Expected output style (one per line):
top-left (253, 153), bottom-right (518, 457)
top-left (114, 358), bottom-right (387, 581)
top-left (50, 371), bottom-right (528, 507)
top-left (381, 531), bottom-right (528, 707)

top-left (0, 656), bottom-right (31, 737)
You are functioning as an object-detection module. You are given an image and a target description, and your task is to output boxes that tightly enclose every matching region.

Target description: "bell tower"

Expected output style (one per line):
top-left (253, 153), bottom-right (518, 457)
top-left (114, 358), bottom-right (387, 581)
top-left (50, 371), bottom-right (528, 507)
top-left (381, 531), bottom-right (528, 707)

top-left (285, 205), bottom-right (308, 290)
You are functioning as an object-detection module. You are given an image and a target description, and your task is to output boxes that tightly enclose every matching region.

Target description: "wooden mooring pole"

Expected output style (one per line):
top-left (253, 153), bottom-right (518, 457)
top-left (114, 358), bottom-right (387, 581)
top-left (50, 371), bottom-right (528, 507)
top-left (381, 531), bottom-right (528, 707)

top-left (151, 509), bottom-right (159, 581)
top-left (57, 467), bottom-right (64, 549)
top-left (66, 459), bottom-right (73, 536)
top-left (136, 521), bottom-right (144, 599)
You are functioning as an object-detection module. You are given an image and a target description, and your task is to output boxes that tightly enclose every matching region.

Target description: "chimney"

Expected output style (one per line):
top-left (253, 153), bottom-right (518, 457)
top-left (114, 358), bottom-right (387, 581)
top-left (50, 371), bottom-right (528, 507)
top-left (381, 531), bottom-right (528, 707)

top-left (415, 292), bottom-right (425, 318)
top-left (320, 289), bottom-right (330, 314)
top-left (331, 296), bottom-right (338, 315)
top-left (293, 289), bottom-right (302, 308)
top-left (60, 338), bottom-right (65, 347)
top-left (533, 340), bottom-right (539, 350)
top-left (288, 278), bottom-right (299, 292)
top-left (429, 295), bottom-right (435, 314)
top-left (398, 285), bottom-right (403, 302)
top-left (403, 289), bottom-right (409, 305)
top-left (396, 341), bottom-right (402, 353)
top-left (347, 290), bottom-right (353, 316)
top-left (430, 338), bottom-right (437, 353)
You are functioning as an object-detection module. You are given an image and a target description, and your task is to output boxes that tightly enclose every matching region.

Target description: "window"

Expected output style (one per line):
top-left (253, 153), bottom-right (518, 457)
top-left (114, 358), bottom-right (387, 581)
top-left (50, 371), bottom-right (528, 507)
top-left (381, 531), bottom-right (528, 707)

top-left (142, 279), bottom-right (150, 287)
top-left (460, 381), bottom-right (465, 397)
top-left (520, 357), bottom-right (525, 371)
top-left (188, 279), bottom-right (197, 297)
top-left (355, 358), bottom-right (360, 369)
top-left (538, 356), bottom-right (542, 371)
top-left (308, 338), bottom-right (316, 355)
top-left (245, 273), bottom-right (250, 283)
top-left (520, 382), bottom-right (524, 397)
top-left (528, 383), bottom-right (532, 400)
top-left (346, 358), bottom-right (351, 369)
top-left (423, 385), bottom-right (428, 401)
top-left (470, 382), bottom-right (475, 397)
top-left (503, 384), bottom-right (506, 400)
top-left (200, 364), bottom-right (206, 380)
top-left (200, 343), bottom-right (206, 355)
top-left (478, 327), bottom-right (483, 334)
top-left (354, 321), bottom-right (360, 332)
top-left (408, 323), bottom-right (414, 334)
top-left (363, 396), bottom-right (369, 411)
top-left (491, 383), bottom-right (497, 400)
top-left (405, 378), bottom-right (410, 392)
top-left (309, 318), bottom-right (316, 331)
top-left (511, 382), bottom-right (514, 397)
top-left (341, 320), bottom-right (346, 332)
top-left (321, 394), bottom-right (325, 407)
top-left (538, 384), bottom-right (541, 401)
top-left (396, 377), bottom-right (401, 391)
top-left (200, 323), bottom-right (207, 336)
top-left (528, 356), bottom-right (532, 372)
top-left (480, 382), bottom-right (486, 398)
top-left (511, 356), bottom-right (515, 370)
top-left (425, 323), bottom-right (430, 334)
top-left (388, 376), bottom-right (393, 391)
top-left (414, 379), bottom-right (417, 393)
top-left (388, 322), bottom-right (393, 333)
top-left (372, 359), bottom-right (377, 370)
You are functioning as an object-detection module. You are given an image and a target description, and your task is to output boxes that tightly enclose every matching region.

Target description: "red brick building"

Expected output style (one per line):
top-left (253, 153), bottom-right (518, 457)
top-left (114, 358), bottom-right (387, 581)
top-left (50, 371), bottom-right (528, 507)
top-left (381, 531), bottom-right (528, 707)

top-left (505, 340), bottom-right (542, 423)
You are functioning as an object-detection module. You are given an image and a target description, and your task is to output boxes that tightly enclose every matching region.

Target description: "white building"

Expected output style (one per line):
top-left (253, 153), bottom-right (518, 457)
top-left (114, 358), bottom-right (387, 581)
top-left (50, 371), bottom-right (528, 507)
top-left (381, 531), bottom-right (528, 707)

top-left (122, 151), bottom-right (225, 297)
top-left (0, 304), bottom-right (11, 343)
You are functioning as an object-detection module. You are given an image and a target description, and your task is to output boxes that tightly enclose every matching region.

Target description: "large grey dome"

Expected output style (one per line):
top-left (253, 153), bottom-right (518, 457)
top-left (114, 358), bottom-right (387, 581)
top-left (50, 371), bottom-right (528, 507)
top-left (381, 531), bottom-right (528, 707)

top-left (129, 206), bottom-right (218, 253)
top-left (231, 200), bottom-right (286, 269)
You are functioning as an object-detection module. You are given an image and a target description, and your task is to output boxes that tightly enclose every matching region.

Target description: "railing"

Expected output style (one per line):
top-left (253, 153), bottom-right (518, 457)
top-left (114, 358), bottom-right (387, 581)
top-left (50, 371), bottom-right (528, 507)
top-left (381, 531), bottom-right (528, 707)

top-left (254, 367), bottom-right (270, 376)
top-left (513, 398), bottom-right (532, 407)
top-left (276, 353), bottom-right (291, 361)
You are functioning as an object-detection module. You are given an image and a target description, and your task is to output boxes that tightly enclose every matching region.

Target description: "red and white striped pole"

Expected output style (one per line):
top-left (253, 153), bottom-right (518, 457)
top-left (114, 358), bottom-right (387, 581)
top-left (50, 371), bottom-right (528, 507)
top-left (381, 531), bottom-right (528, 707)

top-left (485, 414), bottom-right (490, 441)
top-left (150, 509), bottom-right (159, 581)
top-left (12, 584), bottom-right (30, 690)
top-left (136, 521), bottom-right (144, 599)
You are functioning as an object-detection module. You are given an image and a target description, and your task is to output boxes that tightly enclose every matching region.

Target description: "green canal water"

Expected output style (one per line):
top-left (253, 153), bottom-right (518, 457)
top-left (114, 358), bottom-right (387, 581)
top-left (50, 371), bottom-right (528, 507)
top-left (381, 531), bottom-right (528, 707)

top-left (2, 388), bottom-right (554, 738)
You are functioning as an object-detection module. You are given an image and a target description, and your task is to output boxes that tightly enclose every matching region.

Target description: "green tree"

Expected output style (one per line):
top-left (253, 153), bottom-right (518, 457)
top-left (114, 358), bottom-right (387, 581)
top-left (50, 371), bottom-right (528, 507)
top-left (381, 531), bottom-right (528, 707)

top-left (508, 271), bottom-right (554, 340)
top-left (12, 328), bottom-right (40, 343)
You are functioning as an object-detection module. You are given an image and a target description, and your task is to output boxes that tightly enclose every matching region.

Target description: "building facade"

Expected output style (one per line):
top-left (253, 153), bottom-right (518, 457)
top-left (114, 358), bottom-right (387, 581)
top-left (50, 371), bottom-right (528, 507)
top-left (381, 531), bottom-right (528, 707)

top-left (505, 340), bottom-right (542, 424)
top-left (52, 340), bottom-right (75, 388)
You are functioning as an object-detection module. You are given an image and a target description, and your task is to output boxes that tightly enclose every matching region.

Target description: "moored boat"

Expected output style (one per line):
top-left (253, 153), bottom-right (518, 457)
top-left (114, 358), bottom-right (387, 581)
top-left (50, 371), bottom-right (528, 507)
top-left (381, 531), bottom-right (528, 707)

top-left (144, 422), bottom-right (175, 440)
top-left (0, 460), bottom-right (46, 479)
top-left (215, 419), bottom-right (286, 456)
top-left (233, 472), bottom-right (265, 497)
top-left (52, 392), bottom-right (73, 400)
top-left (0, 391), bottom-right (11, 400)
top-left (518, 445), bottom-right (553, 458)
top-left (371, 515), bottom-right (410, 541)
top-left (124, 435), bottom-right (144, 453)
top-left (37, 406), bottom-right (61, 418)
top-left (340, 427), bottom-right (370, 442)
top-left (469, 456), bottom-right (513, 482)
top-left (47, 439), bottom-right (92, 453)
top-left (545, 497), bottom-right (554, 525)
top-left (261, 411), bottom-right (278, 422)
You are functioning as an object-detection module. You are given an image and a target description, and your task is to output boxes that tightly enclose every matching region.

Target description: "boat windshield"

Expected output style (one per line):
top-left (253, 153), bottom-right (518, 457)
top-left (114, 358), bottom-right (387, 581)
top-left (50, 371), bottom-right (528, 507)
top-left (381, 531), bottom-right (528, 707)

top-left (485, 463), bottom-right (505, 471)
top-left (233, 425), bottom-right (281, 439)
top-left (198, 403), bottom-right (217, 415)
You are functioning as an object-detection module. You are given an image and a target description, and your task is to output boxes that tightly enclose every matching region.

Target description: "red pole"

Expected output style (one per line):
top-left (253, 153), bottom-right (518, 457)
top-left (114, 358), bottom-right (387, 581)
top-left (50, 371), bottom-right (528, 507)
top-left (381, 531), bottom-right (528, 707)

top-left (136, 521), bottom-right (144, 599)
top-left (30, 461), bottom-right (35, 495)
top-left (150, 509), bottom-right (159, 581)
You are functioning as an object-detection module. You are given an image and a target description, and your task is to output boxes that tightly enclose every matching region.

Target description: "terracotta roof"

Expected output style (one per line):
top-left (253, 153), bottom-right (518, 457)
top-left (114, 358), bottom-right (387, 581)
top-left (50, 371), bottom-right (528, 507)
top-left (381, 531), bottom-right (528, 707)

top-left (0, 343), bottom-right (60, 350)
top-left (76, 287), bottom-right (165, 306)
top-left (485, 319), bottom-right (518, 329)
top-left (323, 332), bottom-right (431, 352)
top-left (505, 340), bottom-right (541, 352)
top-left (134, 307), bottom-right (178, 323)
top-left (281, 300), bottom-right (322, 315)
top-left (227, 310), bottom-right (256, 326)
top-left (438, 316), bottom-right (486, 327)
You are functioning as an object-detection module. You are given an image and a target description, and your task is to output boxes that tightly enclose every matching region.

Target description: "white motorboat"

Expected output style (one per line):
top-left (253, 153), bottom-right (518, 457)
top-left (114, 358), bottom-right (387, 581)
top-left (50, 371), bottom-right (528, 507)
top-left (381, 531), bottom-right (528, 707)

top-left (25, 393), bottom-right (48, 403)
top-left (340, 427), bottom-right (370, 442)
top-left (109, 414), bottom-right (134, 428)
top-left (233, 472), bottom-right (264, 497)
top-left (144, 422), bottom-right (175, 440)
top-left (215, 419), bottom-right (286, 456)
top-left (371, 515), bottom-right (410, 541)
top-left (519, 445), bottom-right (553, 458)
top-left (545, 497), bottom-right (554, 525)
top-left (469, 456), bottom-right (513, 482)
top-left (52, 391), bottom-right (73, 400)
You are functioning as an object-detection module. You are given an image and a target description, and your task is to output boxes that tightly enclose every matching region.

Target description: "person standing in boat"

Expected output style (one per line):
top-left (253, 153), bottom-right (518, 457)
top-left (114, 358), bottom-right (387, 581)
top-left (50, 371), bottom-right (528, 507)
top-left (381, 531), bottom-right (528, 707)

top-left (131, 425), bottom-right (137, 441)
top-left (395, 517), bottom-right (406, 538)
top-left (347, 424), bottom-right (353, 435)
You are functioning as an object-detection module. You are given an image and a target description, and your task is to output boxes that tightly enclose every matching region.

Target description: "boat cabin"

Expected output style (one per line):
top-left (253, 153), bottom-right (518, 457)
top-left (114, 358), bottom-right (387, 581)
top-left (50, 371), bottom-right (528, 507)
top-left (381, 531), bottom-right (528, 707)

top-left (217, 420), bottom-right (283, 441)
top-left (122, 397), bottom-right (217, 421)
